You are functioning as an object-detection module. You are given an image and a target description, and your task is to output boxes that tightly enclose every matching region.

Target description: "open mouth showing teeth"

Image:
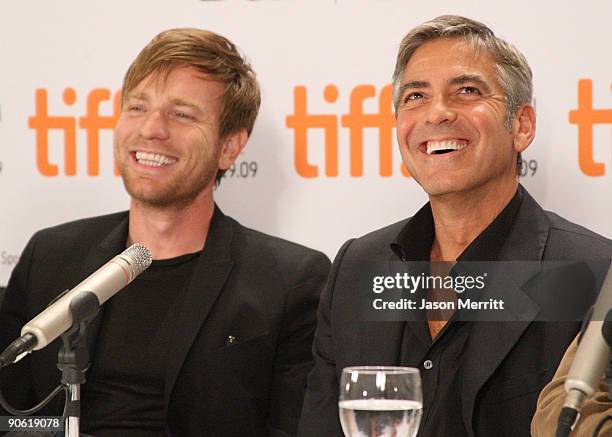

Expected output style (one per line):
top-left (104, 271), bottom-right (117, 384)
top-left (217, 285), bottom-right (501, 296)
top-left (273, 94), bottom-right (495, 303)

top-left (133, 151), bottom-right (177, 167)
top-left (426, 140), bottom-right (468, 155)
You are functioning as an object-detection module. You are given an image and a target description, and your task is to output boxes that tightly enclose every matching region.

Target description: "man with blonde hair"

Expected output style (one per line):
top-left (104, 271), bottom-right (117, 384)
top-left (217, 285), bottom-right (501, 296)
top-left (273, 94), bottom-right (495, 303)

top-left (299, 15), bottom-right (611, 437)
top-left (0, 28), bottom-right (329, 436)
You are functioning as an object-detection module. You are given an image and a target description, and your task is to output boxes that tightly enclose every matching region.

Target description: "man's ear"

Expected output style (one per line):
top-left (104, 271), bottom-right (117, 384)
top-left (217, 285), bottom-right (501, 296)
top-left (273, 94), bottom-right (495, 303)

top-left (512, 104), bottom-right (536, 153)
top-left (218, 129), bottom-right (248, 170)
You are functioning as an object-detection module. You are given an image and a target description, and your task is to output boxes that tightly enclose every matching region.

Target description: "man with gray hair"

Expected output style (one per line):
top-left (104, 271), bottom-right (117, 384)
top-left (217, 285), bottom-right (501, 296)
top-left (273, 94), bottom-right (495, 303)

top-left (298, 15), bottom-right (611, 436)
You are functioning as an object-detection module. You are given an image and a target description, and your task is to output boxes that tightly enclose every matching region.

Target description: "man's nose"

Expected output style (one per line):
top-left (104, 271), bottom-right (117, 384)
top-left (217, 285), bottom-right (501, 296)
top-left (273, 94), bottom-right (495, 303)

top-left (426, 96), bottom-right (457, 125)
top-left (139, 110), bottom-right (170, 141)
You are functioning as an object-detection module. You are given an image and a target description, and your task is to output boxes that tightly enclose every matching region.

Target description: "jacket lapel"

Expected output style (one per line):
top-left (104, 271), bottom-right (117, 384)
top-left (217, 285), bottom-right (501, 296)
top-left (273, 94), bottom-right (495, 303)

top-left (358, 254), bottom-right (424, 366)
top-left (461, 320), bottom-right (533, 437)
top-left (460, 278), bottom-right (539, 436)
top-left (460, 187), bottom-right (551, 436)
top-left (33, 213), bottom-right (129, 410)
top-left (358, 323), bottom-right (405, 366)
top-left (396, 258), bottom-right (431, 351)
top-left (81, 214), bottom-right (130, 361)
top-left (164, 207), bottom-right (235, 409)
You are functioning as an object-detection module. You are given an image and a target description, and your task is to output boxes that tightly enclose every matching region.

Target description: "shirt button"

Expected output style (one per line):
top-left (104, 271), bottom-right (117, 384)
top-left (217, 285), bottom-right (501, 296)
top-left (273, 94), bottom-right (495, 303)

top-left (423, 359), bottom-right (434, 370)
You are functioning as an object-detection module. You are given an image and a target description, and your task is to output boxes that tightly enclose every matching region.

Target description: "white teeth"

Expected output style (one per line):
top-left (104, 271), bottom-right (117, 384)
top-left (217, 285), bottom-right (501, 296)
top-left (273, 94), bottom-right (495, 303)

top-left (135, 151), bottom-right (177, 166)
top-left (426, 140), bottom-right (467, 155)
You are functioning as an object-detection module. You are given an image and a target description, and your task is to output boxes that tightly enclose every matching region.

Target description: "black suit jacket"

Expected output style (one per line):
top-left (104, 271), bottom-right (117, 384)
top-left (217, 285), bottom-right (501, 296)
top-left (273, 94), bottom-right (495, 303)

top-left (298, 188), bottom-right (612, 437)
top-left (0, 207), bottom-right (330, 437)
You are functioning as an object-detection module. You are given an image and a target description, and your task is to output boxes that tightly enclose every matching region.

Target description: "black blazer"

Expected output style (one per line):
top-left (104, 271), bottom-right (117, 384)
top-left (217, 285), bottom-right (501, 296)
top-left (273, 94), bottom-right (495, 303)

top-left (0, 207), bottom-right (330, 436)
top-left (298, 188), bottom-right (612, 437)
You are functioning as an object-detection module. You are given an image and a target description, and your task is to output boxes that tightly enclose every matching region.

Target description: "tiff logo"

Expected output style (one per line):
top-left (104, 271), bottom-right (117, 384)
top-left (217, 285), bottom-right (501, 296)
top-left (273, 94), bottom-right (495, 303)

top-left (28, 88), bottom-right (121, 176)
top-left (286, 84), bottom-right (410, 178)
top-left (569, 79), bottom-right (612, 176)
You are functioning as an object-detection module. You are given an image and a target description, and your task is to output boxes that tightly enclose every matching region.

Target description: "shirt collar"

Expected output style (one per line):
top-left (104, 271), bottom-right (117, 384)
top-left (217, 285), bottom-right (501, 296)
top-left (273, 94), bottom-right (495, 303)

top-left (391, 185), bottom-right (524, 261)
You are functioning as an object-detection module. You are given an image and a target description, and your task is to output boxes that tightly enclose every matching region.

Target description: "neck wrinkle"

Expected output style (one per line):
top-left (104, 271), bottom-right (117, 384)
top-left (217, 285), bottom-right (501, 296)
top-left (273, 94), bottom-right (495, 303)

top-left (429, 179), bottom-right (518, 261)
top-left (127, 191), bottom-right (215, 260)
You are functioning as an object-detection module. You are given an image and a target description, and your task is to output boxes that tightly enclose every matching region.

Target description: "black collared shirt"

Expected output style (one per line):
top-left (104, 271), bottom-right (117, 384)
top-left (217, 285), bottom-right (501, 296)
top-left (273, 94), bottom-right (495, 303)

top-left (392, 186), bottom-right (523, 437)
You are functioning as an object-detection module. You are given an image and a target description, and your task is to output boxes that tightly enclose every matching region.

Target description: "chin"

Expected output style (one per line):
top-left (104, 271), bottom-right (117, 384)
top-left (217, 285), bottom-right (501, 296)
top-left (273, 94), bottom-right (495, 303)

top-left (124, 181), bottom-right (171, 204)
top-left (421, 180), bottom-right (473, 198)
top-left (425, 188), bottom-right (458, 198)
top-left (415, 175), bottom-right (452, 194)
top-left (129, 191), bottom-right (173, 207)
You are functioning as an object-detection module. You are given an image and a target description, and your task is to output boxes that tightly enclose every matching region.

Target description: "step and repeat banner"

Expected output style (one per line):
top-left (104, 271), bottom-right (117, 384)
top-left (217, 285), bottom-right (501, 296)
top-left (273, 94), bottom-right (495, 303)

top-left (0, 0), bottom-right (610, 285)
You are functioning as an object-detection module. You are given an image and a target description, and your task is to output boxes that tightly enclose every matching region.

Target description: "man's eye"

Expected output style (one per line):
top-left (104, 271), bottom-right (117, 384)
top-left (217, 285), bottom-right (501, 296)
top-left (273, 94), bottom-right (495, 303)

top-left (403, 92), bottom-right (424, 103)
top-left (127, 104), bottom-right (144, 112)
top-left (458, 86), bottom-right (481, 95)
top-left (175, 112), bottom-right (194, 120)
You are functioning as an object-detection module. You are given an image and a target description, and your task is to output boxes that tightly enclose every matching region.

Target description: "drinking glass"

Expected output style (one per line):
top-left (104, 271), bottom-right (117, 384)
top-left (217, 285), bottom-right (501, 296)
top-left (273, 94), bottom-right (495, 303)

top-left (339, 366), bottom-right (422, 437)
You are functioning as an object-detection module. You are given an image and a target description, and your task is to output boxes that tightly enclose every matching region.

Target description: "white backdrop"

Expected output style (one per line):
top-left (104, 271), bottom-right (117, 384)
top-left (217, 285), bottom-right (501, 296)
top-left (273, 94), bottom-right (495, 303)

top-left (0, 0), bottom-right (611, 285)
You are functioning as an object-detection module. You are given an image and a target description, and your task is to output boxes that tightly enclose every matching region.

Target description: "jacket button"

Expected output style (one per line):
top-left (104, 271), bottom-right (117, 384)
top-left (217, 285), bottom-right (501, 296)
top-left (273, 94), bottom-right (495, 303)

top-left (423, 359), bottom-right (434, 370)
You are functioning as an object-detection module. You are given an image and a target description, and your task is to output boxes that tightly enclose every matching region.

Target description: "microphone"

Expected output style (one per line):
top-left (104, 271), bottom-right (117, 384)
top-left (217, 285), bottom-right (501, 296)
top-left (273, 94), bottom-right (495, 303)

top-left (556, 262), bottom-right (612, 437)
top-left (0, 244), bottom-right (152, 367)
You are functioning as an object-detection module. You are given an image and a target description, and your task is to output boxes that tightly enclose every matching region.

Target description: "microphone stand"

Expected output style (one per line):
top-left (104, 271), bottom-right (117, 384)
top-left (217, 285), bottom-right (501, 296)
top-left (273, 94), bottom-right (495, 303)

top-left (556, 307), bottom-right (610, 437)
top-left (588, 309), bottom-right (612, 436)
top-left (57, 291), bottom-right (100, 437)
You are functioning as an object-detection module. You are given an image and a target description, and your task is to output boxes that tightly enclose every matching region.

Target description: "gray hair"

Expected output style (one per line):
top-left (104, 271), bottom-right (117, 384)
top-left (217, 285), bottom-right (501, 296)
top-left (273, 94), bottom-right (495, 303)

top-left (392, 15), bottom-right (533, 132)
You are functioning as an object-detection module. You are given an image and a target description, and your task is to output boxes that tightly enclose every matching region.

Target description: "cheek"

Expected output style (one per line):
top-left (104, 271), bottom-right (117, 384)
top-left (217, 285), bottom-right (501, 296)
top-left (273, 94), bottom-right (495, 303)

top-left (192, 124), bottom-right (218, 146)
top-left (113, 119), bottom-right (133, 147)
top-left (395, 113), bottom-right (416, 145)
top-left (112, 131), bottom-right (124, 157)
top-left (470, 105), bottom-right (506, 133)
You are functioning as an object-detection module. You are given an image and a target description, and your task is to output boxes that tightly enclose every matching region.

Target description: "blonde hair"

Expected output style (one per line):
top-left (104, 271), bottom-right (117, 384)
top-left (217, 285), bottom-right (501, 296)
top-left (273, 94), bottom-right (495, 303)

top-left (122, 28), bottom-right (261, 181)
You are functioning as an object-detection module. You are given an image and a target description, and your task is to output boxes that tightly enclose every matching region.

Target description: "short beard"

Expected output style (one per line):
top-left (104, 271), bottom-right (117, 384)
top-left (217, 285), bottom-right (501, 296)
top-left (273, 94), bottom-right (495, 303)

top-left (122, 166), bottom-right (217, 211)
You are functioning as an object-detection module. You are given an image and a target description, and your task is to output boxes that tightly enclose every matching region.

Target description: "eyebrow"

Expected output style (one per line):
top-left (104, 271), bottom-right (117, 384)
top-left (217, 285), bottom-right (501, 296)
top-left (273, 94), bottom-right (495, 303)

top-left (397, 80), bottom-right (429, 99)
top-left (398, 74), bottom-right (494, 99)
top-left (124, 92), bottom-right (149, 102)
top-left (123, 93), bottom-right (203, 112)
top-left (169, 98), bottom-right (203, 112)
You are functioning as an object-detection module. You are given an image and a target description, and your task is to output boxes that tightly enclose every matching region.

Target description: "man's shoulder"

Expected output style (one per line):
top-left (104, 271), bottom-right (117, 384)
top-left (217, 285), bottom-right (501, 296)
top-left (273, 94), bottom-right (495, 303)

top-left (542, 210), bottom-right (612, 258)
top-left (356, 219), bottom-right (410, 243)
top-left (33, 211), bottom-right (127, 238)
top-left (30, 212), bottom-right (127, 248)
top-left (225, 215), bottom-right (330, 267)
top-left (337, 218), bottom-right (410, 260)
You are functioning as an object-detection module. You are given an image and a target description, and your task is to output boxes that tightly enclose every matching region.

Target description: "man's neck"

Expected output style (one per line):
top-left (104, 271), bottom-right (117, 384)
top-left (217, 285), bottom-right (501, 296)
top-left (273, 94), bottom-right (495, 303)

top-left (127, 191), bottom-right (215, 260)
top-left (429, 179), bottom-right (519, 261)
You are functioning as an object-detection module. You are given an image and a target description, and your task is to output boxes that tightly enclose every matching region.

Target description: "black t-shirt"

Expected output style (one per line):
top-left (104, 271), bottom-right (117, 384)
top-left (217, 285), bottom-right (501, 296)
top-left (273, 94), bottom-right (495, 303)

top-left (81, 251), bottom-right (201, 437)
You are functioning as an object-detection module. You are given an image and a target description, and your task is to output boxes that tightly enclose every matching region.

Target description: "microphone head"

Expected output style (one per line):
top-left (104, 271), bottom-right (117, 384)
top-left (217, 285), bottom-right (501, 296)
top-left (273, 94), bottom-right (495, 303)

top-left (121, 244), bottom-right (153, 279)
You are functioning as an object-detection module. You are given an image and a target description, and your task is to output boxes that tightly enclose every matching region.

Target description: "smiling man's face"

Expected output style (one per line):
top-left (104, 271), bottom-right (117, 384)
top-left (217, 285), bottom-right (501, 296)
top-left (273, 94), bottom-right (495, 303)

top-left (396, 38), bottom-right (521, 199)
top-left (114, 65), bottom-right (225, 208)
